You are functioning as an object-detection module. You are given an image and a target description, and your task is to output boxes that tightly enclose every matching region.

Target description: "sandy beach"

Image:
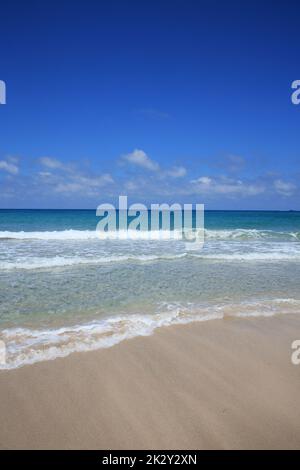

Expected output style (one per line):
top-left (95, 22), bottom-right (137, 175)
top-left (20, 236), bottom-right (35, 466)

top-left (0, 314), bottom-right (300, 450)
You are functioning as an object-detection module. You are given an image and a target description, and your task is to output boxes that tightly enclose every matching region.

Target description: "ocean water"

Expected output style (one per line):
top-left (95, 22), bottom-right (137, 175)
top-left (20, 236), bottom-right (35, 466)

top-left (0, 209), bottom-right (300, 369)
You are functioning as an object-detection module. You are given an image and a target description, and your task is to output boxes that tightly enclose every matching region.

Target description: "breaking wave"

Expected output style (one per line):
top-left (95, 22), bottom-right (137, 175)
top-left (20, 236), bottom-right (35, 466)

top-left (0, 253), bottom-right (187, 270)
top-left (1, 298), bottom-right (299, 369)
top-left (0, 228), bottom-right (299, 241)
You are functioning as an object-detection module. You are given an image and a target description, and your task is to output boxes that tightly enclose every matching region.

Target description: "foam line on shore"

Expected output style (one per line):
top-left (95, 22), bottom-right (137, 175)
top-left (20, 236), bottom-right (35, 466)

top-left (1, 298), bottom-right (299, 370)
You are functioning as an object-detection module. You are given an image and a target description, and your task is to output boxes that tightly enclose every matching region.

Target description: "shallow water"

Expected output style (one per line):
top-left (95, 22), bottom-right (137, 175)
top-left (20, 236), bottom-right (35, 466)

top-left (0, 209), bottom-right (300, 368)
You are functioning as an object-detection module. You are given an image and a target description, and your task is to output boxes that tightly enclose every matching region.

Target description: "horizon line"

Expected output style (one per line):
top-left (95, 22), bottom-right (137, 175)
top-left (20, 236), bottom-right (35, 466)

top-left (0, 208), bottom-right (299, 212)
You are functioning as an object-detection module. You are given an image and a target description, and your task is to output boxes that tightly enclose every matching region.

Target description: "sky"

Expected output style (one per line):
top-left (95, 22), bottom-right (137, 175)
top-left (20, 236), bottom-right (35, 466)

top-left (0, 0), bottom-right (300, 209)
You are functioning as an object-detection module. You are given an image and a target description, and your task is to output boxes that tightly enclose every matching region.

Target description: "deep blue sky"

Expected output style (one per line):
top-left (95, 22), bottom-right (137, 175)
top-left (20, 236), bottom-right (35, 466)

top-left (0, 0), bottom-right (300, 209)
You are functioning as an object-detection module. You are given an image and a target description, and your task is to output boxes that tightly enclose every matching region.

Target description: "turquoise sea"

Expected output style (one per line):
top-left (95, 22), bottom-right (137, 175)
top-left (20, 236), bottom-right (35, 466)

top-left (1, 209), bottom-right (300, 368)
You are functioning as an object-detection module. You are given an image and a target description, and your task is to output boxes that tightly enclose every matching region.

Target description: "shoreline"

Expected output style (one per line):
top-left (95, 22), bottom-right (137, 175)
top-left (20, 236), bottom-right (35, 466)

top-left (0, 314), bottom-right (300, 449)
top-left (2, 298), bottom-right (300, 370)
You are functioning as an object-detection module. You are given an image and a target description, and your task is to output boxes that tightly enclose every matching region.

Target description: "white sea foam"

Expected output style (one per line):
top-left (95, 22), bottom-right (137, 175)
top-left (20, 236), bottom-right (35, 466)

top-left (0, 253), bottom-right (188, 270)
top-left (193, 252), bottom-right (300, 261)
top-left (1, 298), bottom-right (299, 370)
top-left (0, 229), bottom-right (185, 241)
top-left (1, 248), bottom-right (300, 271)
top-left (204, 229), bottom-right (300, 240)
top-left (0, 229), bottom-right (103, 240)
top-left (0, 228), bottom-right (299, 241)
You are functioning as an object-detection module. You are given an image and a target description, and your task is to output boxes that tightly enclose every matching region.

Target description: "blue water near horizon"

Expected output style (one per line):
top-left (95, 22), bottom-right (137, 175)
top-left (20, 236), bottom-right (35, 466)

top-left (0, 209), bottom-right (300, 369)
top-left (1, 208), bottom-right (300, 232)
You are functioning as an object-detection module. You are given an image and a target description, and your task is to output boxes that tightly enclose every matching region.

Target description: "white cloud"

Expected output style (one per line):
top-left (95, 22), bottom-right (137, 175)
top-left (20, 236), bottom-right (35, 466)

top-left (165, 166), bottom-right (187, 178)
top-left (273, 179), bottom-right (296, 197)
top-left (0, 160), bottom-right (19, 175)
top-left (54, 173), bottom-right (114, 195)
top-left (72, 173), bottom-right (114, 188)
top-left (37, 156), bottom-right (114, 197)
top-left (197, 176), bottom-right (212, 185)
top-left (191, 176), bottom-right (265, 197)
top-left (121, 149), bottom-right (187, 180)
top-left (4, 149), bottom-right (298, 205)
top-left (39, 157), bottom-right (64, 169)
top-left (38, 171), bottom-right (52, 178)
top-left (54, 182), bottom-right (83, 193)
top-left (122, 149), bottom-right (160, 171)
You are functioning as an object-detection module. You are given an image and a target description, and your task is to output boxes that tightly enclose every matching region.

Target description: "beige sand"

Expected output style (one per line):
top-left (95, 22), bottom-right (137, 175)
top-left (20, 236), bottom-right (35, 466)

top-left (0, 314), bottom-right (300, 449)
